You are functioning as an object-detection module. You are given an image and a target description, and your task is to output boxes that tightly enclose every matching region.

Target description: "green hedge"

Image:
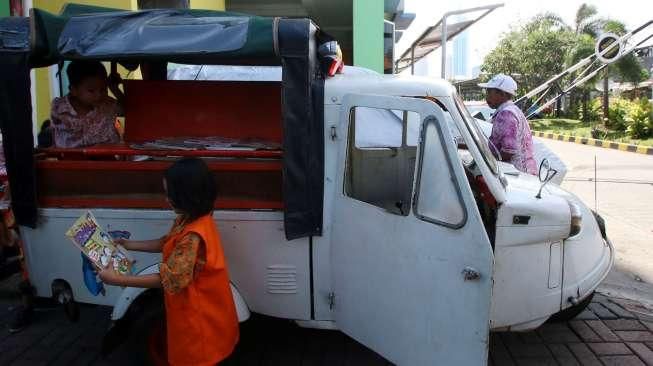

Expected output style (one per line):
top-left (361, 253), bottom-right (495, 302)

top-left (625, 98), bottom-right (653, 139)
top-left (589, 97), bottom-right (653, 138)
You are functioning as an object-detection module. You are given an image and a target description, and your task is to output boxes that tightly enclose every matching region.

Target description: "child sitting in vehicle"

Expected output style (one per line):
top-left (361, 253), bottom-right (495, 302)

top-left (50, 61), bottom-right (123, 148)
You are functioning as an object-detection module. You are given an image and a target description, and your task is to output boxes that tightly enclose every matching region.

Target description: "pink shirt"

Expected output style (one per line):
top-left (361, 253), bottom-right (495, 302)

top-left (51, 95), bottom-right (121, 148)
top-left (489, 101), bottom-right (537, 175)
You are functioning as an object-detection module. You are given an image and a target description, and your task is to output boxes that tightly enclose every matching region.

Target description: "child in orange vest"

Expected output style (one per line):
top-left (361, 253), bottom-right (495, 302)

top-left (99, 157), bottom-right (239, 365)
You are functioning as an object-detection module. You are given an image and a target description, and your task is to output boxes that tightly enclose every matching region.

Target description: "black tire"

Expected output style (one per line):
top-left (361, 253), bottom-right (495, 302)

top-left (548, 291), bottom-right (594, 322)
top-left (123, 289), bottom-right (166, 366)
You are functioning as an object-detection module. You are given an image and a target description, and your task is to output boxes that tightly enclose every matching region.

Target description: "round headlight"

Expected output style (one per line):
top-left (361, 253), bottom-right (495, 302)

top-left (568, 202), bottom-right (582, 237)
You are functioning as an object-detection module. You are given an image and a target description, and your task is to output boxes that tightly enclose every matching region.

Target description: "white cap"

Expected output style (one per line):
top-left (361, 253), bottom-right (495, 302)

top-left (478, 74), bottom-right (518, 95)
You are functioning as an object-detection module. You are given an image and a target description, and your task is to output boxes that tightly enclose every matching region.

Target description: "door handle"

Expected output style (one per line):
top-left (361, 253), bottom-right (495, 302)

top-left (462, 267), bottom-right (481, 281)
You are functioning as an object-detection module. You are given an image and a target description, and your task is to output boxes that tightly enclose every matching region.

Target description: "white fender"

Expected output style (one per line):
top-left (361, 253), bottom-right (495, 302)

top-left (110, 264), bottom-right (250, 322)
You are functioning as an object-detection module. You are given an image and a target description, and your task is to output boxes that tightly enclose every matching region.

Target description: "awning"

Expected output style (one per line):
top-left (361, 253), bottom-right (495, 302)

top-left (395, 19), bottom-right (474, 72)
top-left (395, 4), bottom-right (503, 73)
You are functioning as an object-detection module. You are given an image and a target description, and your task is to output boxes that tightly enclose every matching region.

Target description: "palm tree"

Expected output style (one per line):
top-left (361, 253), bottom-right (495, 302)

top-left (574, 4), bottom-right (602, 37)
top-left (567, 4), bottom-right (603, 124)
top-left (568, 4), bottom-right (647, 130)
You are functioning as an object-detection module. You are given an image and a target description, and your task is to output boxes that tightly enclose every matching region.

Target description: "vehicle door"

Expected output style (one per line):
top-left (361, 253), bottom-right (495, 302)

top-left (331, 94), bottom-right (494, 365)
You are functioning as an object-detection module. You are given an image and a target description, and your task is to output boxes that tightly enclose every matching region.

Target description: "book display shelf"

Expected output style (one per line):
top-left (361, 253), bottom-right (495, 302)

top-left (36, 80), bottom-right (285, 210)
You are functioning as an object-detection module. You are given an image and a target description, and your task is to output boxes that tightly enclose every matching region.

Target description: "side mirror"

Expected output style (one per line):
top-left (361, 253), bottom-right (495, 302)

top-left (536, 159), bottom-right (558, 198)
top-left (473, 112), bottom-right (485, 121)
top-left (538, 159), bottom-right (551, 182)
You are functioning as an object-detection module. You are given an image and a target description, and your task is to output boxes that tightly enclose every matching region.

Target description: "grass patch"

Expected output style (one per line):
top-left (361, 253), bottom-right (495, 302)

top-left (530, 118), bottom-right (653, 147)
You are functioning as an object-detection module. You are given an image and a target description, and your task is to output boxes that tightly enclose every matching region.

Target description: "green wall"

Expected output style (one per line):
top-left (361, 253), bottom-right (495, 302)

top-left (0, 0), bottom-right (9, 17)
top-left (353, 0), bottom-right (383, 73)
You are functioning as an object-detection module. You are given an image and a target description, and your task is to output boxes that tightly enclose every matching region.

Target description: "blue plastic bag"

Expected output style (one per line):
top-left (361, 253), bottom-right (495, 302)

top-left (81, 253), bottom-right (105, 296)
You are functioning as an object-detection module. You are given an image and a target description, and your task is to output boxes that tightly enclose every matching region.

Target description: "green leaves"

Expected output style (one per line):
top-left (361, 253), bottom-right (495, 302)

top-left (481, 4), bottom-right (648, 108)
top-left (481, 16), bottom-right (575, 95)
top-left (624, 98), bottom-right (653, 139)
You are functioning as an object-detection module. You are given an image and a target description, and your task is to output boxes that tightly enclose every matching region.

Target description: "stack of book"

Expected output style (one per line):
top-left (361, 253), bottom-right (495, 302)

top-left (130, 137), bottom-right (281, 151)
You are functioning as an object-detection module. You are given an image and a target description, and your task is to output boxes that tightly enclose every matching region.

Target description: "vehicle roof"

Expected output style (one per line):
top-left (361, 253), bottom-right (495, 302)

top-left (167, 64), bottom-right (457, 100)
top-left (326, 67), bottom-right (456, 102)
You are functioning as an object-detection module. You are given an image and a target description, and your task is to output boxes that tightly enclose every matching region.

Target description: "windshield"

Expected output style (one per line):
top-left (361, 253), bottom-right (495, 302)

top-left (452, 93), bottom-right (499, 174)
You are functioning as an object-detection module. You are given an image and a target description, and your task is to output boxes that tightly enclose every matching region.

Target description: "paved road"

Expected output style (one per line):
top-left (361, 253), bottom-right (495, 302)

top-left (538, 138), bottom-right (653, 308)
top-left (1, 271), bottom-right (653, 365)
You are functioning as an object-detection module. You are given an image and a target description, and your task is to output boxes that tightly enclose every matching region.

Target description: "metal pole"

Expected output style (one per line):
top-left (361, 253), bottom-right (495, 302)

top-left (594, 156), bottom-right (598, 212)
top-left (441, 16), bottom-right (447, 79)
top-left (411, 47), bottom-right (415, 75)
top-left (603, 67), bottom-right (609, 127)
top-left (439, 3), bottom-right (503, 79)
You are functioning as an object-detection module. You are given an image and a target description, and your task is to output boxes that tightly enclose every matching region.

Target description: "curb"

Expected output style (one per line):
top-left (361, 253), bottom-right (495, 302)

top-left (532, 131), bottom-right (653, 155)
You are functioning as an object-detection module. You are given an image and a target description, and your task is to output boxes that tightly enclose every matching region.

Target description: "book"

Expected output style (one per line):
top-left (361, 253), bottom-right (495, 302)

top-left (65, 211), bottom-right (133, 275)
top-left (130, 137), bottom-right (282, 152)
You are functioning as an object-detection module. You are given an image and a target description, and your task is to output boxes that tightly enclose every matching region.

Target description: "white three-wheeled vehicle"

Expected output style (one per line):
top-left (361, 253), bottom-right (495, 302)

top-left (0, 6), bottom-right (612, 365)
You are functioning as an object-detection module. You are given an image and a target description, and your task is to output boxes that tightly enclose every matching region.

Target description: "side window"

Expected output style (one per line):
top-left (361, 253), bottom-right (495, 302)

top-left (415, 117), bottom-right (466, 228)
top-left (345, 107), bottom-right (419, 216)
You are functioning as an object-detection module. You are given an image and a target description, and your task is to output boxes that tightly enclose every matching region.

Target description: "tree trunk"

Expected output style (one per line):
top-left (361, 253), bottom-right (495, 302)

top-left (583, 91), bottom-right (589, 123)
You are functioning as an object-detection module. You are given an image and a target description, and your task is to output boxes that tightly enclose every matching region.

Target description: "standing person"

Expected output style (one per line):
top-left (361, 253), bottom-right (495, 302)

top-left (50, 61), bottom-right (122, 148)
top-left (478, 74), bottom-right (537, 175)
top-left (98, 157), bottom-right (239, 365)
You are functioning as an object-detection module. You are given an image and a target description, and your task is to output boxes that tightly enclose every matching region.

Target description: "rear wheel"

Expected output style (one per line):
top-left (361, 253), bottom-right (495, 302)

top-left (548, 291), bottom-right (594, 322)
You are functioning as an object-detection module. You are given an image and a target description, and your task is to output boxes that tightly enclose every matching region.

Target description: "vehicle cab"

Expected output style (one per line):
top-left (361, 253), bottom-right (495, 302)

top-left (320, 71), bottom-right (612, 336)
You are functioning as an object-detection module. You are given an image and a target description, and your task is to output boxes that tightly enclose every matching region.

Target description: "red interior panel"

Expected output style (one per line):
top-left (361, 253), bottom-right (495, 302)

top-left (35, 80), bottom-right (284, 210)
top-left (123, 80), bottom-right (283, 143)
top-left (36, 160), bottom-right (283, 209)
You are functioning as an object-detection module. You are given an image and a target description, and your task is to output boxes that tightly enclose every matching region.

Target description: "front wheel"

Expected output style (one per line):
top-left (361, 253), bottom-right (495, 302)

top-left (548, 291), bottom-right (594, 322)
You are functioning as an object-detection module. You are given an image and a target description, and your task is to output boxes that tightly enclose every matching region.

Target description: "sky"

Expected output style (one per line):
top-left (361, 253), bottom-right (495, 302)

top-left (400, 0), bottom-right (653, 77)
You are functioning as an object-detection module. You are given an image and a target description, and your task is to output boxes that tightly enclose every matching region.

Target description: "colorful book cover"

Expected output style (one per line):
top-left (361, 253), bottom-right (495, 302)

top-left (65, 211), bottom-right (133, 275)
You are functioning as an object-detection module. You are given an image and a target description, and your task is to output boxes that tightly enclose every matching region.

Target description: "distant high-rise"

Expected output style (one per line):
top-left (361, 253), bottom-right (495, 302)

top-left (452, 31), bottom-right (469, 78)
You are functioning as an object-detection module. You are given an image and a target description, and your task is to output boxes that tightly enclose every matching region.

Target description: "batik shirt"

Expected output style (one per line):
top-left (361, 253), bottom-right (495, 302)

top-left (159, 216), bottom-right (207, 294)
top-left (489, 101), bottom-right (538, 175)
top-left (50, 95), bottom-right (121, 148)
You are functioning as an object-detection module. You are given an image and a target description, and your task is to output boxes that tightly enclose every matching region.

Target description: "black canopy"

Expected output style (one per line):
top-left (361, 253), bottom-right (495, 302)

top-left (0, 5), bottom-right (326, 240)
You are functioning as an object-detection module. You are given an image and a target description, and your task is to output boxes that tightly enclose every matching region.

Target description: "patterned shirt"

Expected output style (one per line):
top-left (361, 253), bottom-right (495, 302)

top-left (50, 95), bottom-right (121, 148)
top-left (489, 101), bottom-right (537, 175)
top-left (160, 217), bottom-right (207, 294)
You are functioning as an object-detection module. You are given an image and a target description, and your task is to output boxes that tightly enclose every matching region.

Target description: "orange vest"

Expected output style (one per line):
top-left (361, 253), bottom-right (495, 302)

top-left (162, 214), bottom-right (239, 365)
